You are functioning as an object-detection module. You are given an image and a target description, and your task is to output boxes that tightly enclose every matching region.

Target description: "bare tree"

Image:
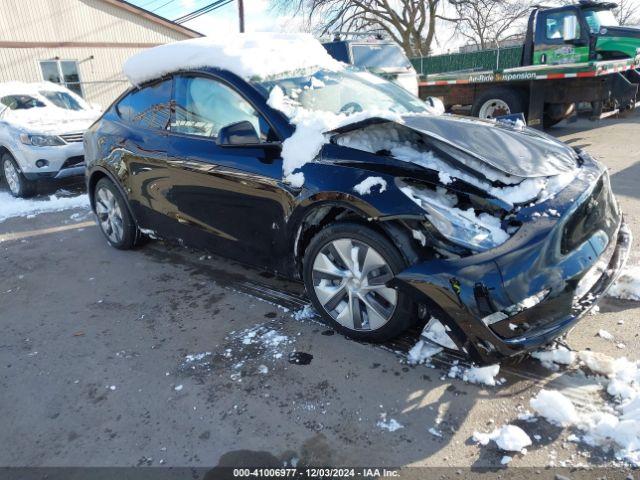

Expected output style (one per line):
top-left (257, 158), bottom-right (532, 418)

top-left (271, 0), bottom-right (447, 57)
top-left (614, 0), bottom-right (640, 26)
top-left (445, 0), bottom-right (532, 50)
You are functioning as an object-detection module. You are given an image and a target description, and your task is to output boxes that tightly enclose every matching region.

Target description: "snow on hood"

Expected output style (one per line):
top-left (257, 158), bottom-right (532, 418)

top-left (3, 107), bottom-right (98, 135)
top-left (123, 33), bottom-right (344, 86)
top-left (0, 81), bottom-right (100, 134)
top-left (333, 118), bottom-right (577, 206)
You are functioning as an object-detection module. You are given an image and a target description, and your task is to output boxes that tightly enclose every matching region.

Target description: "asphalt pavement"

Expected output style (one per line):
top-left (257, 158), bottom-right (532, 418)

top-left (0, 113), bottom-right (639, 471)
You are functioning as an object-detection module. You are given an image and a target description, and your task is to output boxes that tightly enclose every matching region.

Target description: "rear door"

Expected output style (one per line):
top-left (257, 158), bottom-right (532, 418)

top-left (163, 74), bottom-right (290, 269)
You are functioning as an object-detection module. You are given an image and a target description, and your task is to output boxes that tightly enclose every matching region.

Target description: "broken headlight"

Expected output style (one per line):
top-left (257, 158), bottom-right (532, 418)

top-left (399, 181), bottom-right (509, 252)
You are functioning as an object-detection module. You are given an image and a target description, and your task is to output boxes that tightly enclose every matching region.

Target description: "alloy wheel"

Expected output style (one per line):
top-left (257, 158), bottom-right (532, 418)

top-left (95, 187), bottom-right (124, 244)
top-left (478, 99), bottom-right (511, 119)
top-left (311, 238), bottom-right (398, 332)
top-left (3, 159), bottom-right (20, 196)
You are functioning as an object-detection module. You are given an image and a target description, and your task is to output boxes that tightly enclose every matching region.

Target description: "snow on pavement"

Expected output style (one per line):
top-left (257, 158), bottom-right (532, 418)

top-left (0, 191), bottom-right (89, 223)
top-left (473, 424), bottom-right (532, 453)
top-left (608, 265), bottom-right (640, 301)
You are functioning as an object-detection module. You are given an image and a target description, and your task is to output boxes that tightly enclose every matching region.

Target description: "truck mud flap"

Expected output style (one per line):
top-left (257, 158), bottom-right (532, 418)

top-left (610, 71), bottom-right (638, 111)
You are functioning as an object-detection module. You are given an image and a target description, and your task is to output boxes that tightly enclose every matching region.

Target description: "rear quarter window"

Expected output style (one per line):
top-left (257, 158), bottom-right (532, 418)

top-left (116, 79), bottom-right (171, 130)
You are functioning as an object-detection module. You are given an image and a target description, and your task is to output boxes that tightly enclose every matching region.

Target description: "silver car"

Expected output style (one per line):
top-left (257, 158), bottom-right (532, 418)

top-left (0, 82), bottom-right (100, 197)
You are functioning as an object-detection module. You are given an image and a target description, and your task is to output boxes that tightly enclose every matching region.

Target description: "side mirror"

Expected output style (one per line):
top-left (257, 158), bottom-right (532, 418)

top-left (218, 120), bottom-right (260, 146)
top-left (563, 15), bottom-right (579, 42)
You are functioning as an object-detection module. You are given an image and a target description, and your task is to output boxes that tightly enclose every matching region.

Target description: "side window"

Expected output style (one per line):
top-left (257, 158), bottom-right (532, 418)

top-left (545, 12), bottom-right (580, 41)
top-left (116, 80), bottom-right (171, 130)
top-left (171, 75), bottom-right (272, 142)
top-left (39, 60), bottom-right (84, 98)
top-left (0, 95), bottom-right (45, 110)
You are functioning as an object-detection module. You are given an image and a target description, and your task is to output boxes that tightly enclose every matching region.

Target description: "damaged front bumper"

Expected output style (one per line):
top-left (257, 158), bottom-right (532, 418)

top-left (392, 164), bottom-right (631, 364)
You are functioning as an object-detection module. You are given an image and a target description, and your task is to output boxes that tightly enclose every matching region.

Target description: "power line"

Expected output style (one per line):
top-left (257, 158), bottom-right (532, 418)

top-left (138, 0), bottom-right (165, 8)
top-left (151, 0), bottom-right (177, 12)
top-left (174, 0), bottom-right (233, 24)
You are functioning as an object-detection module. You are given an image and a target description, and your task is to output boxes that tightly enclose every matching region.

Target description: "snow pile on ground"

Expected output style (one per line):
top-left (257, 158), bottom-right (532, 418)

top-left (377, 413), bottom-right (404, 432)
top-left (230, 324), bottom-right (294, 361)
top-left (447, 362), bottom-right (502, 387)
top-left (607, 265), bottom-right (640, 301)
top-left (353, 177), bottom-right (387, 195)
top-left (473, 424), bottom-right (532, 452)
top-left (530, 390), bottom-right (580, 426)
top-left (0, 192), bottom-right (89, 223)
top-left (407, 317), bottom-right (460, 365)
top-left (123, 33), bottom-right (343, 86)
top-left (598, 329), bottom-right (615, 340)
top-left (531, 345), bottom-right (576, 370)
top-left (528, 351), bottom-right (640, 466)
top-left (407, 340), bottom-right (442, 365)
top-left (292, 304), bottom-right (316, 321)
top-left (462, 364), bottom-right (501, 387)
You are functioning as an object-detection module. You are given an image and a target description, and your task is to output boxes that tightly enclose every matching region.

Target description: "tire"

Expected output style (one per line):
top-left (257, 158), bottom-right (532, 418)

top-left (471, 88), bottom-right (526, 120)
top-left (93, 177), bottom-right (137, 250)
top-left (2, 153), bottom-right (36, 198)
top-left (303, 222), bottom-right (417, 342)
top-left (543, 103), bottom-right (575, 128)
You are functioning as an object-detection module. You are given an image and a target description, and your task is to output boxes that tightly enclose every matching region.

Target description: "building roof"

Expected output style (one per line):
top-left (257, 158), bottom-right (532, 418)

top-left (101, 0), bottom-right (203, 39)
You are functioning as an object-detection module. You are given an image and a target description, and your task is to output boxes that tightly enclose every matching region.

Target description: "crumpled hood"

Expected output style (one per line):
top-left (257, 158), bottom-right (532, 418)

top-left (399, 114), bottom-right (578, 178)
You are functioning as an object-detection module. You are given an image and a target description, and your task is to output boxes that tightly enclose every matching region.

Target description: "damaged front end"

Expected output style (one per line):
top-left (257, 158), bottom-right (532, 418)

top-left (328, 116), bottom-right (631, 363)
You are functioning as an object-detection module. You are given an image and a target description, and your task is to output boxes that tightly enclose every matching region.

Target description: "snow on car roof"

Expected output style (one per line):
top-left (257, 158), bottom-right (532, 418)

top-left (123, 33), bottom-right (344, 86)
top-left (0, 81), bottom-right (74, 98)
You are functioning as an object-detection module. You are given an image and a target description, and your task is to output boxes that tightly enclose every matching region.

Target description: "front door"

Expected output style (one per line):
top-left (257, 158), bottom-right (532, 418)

top-left (534, 7), bottom-right (591, 65)
top-left (164, 74), bottom-right (293, 269)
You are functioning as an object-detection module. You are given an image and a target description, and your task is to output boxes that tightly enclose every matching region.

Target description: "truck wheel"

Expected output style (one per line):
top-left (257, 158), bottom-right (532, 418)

top-left (2, 153), bottom-right (36, 198)
top-left (543, 103), bottom-right (575, 128)
top-left (472, 88), bottom-right (525, 120)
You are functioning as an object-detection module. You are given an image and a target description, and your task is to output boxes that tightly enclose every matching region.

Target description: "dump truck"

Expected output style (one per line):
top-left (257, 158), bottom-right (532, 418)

top-left (414, 0), bottom-right (640, 128)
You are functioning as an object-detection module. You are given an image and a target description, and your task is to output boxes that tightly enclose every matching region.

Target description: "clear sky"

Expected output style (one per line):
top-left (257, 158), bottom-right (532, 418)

top-left (127, 0), bottom-right (301, 36)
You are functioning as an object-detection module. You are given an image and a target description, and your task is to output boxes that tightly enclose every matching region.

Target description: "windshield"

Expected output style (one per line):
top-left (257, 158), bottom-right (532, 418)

top-left (39, 90), bottom-right (85, 111)
top-left (258, 69), bottom-right (428, 117)
top-left (351, 44), bottom-right (411, 69)
top-left (584, 8), bottom-right (619, 33)
top-left (0, 95), bottom-right (46, 110)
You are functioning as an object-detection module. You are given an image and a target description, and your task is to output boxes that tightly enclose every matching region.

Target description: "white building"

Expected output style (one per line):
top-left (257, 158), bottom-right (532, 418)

top-left (0, 0), bottom-right (201, 107)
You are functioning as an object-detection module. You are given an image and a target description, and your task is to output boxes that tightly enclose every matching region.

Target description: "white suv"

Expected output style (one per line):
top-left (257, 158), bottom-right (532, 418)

top-left (0, 82), bottom-right (101, 197)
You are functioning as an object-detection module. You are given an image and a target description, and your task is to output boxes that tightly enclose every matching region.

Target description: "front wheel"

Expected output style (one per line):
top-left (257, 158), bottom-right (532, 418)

top-left (2, 154), bottom-right (36, 198)
top-left (303, 222), bottom-right (417, 342)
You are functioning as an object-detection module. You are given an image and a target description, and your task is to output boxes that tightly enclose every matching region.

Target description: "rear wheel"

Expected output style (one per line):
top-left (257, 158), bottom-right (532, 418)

top-left (2, 153), bottom-right (36, 198)
top-left (93, 178), bottom-right (136, 250)
top-left (472, 88), bottom-right (525, 120)
top-left (303, 222), bottom-right (417, 342)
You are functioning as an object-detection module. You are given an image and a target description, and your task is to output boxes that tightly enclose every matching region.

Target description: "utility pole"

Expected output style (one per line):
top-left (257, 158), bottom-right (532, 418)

top-left (238, 0), bottom-right (245, 32)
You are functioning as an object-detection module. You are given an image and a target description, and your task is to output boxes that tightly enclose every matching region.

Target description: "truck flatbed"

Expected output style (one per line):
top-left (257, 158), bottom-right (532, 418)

top-left (420, 56), bottom-right (640, 87)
